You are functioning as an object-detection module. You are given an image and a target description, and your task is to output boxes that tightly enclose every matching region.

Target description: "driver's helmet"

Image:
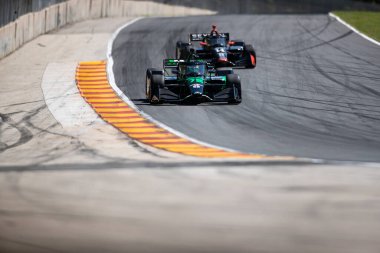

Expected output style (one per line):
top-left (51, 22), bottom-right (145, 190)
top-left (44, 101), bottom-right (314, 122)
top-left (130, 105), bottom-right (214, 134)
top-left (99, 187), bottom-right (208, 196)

top-left (211, 24), bottom-right (218, 37)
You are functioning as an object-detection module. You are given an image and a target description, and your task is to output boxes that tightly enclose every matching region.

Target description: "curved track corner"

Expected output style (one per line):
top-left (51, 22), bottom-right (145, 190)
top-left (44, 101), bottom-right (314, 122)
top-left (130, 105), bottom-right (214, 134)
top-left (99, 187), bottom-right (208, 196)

top-left (76, 60), bottom-right (302, 161)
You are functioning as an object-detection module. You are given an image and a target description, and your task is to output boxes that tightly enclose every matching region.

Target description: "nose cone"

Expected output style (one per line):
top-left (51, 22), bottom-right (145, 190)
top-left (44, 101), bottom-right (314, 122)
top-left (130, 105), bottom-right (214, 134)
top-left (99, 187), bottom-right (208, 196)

top-left (190, 83), bottom-right (204, 95)
top-left (187, 77), bottom-right (205, 96)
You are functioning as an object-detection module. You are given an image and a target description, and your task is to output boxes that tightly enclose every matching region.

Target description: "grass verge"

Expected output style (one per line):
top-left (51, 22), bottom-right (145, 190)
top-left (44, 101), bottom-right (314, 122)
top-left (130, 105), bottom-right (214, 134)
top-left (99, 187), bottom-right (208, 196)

top-left (332, 11), bottom-right (380, 42)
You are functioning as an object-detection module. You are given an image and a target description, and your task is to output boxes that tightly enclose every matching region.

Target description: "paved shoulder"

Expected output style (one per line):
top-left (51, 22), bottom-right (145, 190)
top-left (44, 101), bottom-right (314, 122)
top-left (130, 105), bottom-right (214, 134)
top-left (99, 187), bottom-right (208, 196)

top-left (0, 17), bottom-right (167, 166)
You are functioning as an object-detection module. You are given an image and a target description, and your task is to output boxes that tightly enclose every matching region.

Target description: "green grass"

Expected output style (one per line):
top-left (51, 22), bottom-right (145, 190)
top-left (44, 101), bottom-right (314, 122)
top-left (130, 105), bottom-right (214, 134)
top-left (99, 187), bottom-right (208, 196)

top-left (332, 11), bottom-right (380, 42)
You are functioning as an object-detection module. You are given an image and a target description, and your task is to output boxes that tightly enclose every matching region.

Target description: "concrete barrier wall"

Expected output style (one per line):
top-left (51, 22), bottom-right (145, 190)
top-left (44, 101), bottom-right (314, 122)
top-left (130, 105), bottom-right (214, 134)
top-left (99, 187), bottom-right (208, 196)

top-left (0, 0), bottom-right (217, 59)
top-left (0, 0), bottom-right (67, 27)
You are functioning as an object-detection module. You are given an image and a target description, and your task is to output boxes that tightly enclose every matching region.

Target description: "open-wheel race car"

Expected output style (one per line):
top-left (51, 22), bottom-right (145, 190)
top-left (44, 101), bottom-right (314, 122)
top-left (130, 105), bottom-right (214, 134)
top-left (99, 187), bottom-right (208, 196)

top-left (146, 59), bottom-right (242, 104)
top-left (176, 33), bottom-right (256, 68)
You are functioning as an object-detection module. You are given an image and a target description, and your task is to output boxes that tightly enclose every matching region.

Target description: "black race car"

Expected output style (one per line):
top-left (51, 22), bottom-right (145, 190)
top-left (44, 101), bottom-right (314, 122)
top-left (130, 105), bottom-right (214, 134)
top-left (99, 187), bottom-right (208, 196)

top-left (176, 33), bottom-right (256, 68)
top-left (146, 59), bottom-right (242, 104)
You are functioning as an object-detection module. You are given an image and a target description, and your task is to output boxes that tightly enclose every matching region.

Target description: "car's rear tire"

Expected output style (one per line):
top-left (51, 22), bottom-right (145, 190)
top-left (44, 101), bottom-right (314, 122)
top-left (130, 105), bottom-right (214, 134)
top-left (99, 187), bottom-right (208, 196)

top-left (176, 41), bottom-right (183, 59)
top-left (176, 41), bottom-right (190, 60)
top-left (245, 44), bottom-right (256, 69)
top-left (226, 74), bottom-right (242, 104)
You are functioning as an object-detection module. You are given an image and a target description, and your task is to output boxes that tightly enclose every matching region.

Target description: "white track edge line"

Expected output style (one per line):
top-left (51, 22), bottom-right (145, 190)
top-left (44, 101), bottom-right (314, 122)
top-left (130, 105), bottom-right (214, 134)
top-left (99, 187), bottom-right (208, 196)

top-left (329, 13), bottom-right (380, 47)
top-left (106, 17), bottom-right (318, 161)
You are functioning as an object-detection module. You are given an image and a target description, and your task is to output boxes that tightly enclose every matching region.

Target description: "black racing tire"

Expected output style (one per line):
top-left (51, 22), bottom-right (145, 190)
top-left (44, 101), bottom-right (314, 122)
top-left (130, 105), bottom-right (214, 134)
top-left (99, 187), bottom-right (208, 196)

top-left (146, 68), bottom-right (161, 100)
top-left (182, 46), bottom-right (192, 60)
top-left (176, 41), bottom-right (183, 59)
top-left (176, 41), bottom-right (190, 59)
top-left (226, 74), bottom-right (240, 86)
top-left (226, 74), bottom-right (242, 104)
top-left (149, 73), bottom-right (164, 104)
top-left (146, 69), bottom-right (153, 100)
top-left (244, 44), bottom-right (256, 69)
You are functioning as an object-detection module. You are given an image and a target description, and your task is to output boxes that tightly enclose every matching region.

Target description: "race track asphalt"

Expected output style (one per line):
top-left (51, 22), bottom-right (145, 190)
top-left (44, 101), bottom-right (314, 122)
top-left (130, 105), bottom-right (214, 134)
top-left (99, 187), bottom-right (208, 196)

top-left (112, 15), bottom-right (380, 162)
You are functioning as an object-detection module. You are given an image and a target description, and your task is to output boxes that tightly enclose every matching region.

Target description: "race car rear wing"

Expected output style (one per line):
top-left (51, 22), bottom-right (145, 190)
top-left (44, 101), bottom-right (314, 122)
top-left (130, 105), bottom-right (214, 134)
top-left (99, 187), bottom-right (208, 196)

top-left (189, 33), bottom-right (230, 42)
top-left (164, 58), bottom-right (215, 68)
top-left (164, 59), bottom-right (185, 67)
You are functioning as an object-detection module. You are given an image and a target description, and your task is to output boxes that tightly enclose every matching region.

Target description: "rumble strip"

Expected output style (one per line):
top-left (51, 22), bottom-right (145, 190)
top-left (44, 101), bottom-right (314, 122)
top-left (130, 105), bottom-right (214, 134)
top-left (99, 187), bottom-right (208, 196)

top-left (76, 61), bottom-right (295, 160)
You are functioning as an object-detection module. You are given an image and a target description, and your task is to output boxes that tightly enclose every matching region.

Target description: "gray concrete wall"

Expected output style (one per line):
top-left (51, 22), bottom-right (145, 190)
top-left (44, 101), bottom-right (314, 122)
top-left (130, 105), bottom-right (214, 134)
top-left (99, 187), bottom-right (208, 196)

top-left (0, 0), bottom-right (217, 59)
top-left (0, 0), bottom-right (67, 27)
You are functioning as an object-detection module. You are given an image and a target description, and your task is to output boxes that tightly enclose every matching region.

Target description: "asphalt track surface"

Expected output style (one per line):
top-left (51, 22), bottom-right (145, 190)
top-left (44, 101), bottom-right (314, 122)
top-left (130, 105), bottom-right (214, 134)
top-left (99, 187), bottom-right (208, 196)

top-left (112, 15), bottom-right (380, 162)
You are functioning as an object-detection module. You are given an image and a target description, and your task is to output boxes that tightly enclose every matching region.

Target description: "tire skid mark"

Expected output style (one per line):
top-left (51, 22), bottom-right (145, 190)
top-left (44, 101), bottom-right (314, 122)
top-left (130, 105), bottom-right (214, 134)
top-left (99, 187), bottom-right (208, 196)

top-left (303, 53), bottom-right (380, 138)
top-left (1, 103), bottom-right (90, 163)
top-left (0, 113), bottom-right (33, 154)
top-left (288, 21), bottom-right (353, 55)
top-left (275, 15), bottom-right (333, 53)
top-left (254, 89), bottom-right (380, 116)
top-left (259, 56), bottom-right (380, 81)
top-left (295, 17), bottom-right (378, 67)
top-left (250, 43), bottom-right (380, 144)
top-left (306, 52), bottom-right (380, 141)
top-left (76, 61), bottom-right (294, 160)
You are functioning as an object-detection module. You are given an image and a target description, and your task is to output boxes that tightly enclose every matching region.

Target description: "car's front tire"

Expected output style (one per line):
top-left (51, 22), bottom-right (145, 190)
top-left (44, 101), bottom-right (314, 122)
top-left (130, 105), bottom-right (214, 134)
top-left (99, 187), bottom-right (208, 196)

top-left (226, 74), bottom-right (242, 104)
top-left (146, 69), bottom-right (163, 104)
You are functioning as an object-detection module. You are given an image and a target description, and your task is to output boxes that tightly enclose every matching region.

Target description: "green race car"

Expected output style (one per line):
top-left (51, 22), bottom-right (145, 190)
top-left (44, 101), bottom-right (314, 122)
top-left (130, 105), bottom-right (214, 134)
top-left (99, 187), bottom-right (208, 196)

top-left (146, 59), bottom-right (242, 104)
